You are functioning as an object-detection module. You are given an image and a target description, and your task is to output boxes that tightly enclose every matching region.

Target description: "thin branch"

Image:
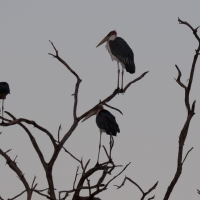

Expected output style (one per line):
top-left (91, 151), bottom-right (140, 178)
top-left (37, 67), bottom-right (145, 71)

top-left (58, 124), bottom-right (62, 142)
top-left (103, 103), bottom-right (123, 115)
top-left (123, 71), bottom-right (149, 92)
top-left (0, 149), bottom-right (32, 200)
top-left (182, 147), bottom-right (193, 164)
top-left (90, 162), bottom-right (131, 198)
top-left (48, 40), bottom-right (81, 120)
top-left (31, 176), bottom-right (37, 189)
top-left (33, 190), bottom-right (53, 200)
top-left (174, 65), bottom-right (186, 89)
top-left (115, 176), bottom-right (144, 193)
top-left (62, 146), bottom-right (81, 163)
top-left (8, 190), bottom-right (26, 200)
top-left (115, 177), bottom-right (158, 200)
top-left (3, 112), bottom-right (57, 148)
top-left (73, 166), bottom-right (80, 189)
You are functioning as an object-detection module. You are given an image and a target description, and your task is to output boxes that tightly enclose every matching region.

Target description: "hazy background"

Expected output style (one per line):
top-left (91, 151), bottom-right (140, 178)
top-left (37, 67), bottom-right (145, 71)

top-left (0, 1), bottom-right (200, 199)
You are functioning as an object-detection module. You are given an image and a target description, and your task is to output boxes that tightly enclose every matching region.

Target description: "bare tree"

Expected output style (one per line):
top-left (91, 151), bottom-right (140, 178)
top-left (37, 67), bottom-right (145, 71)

top-left (0, 18), bottom-right (199, 200)
top-left (0, 39), bottom-right (148, 200)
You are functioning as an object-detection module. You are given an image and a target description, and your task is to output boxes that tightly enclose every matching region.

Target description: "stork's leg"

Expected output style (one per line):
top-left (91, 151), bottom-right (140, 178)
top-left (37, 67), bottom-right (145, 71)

top-left (2, 100), bottom-right (4, 123)
top-left (117, 62), bottom-right (120, 89)
top-left (96, 131), bottom-right (102, 165)
top-left (121, 67), bottom-right (124, 91)
top-left (109, 135), bottom-right (114, 159)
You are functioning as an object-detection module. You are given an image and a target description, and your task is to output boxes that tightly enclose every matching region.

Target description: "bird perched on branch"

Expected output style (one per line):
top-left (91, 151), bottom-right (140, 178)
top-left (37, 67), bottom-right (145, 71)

top-left (96, 30), bottom-right (135, 91)
top-left (0, 82), bottom-right (10, 123)
top-left (82, 105), bottom-right (120, 164)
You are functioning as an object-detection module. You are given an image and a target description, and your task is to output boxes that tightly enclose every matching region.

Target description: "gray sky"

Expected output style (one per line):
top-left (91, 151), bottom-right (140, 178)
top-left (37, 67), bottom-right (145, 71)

top-left (0, 1), bottom-right (200, 199)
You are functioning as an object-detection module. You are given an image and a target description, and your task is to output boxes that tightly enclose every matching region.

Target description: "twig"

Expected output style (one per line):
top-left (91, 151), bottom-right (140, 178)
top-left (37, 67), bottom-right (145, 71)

top-left (182, 147), bottom-right (193, 164)
top-left (73, 166), bottom-right (80, 189)
top-left (115, 177), bottom-right (158, 200)
top-left (8, 190), bottom-right (26, 200)
top-left (58, 124), bottom-right (62, 142)
top-left (62, 146), bottom-right (81, 163)
top-left (103, 103), bottom-right (123, 115)
top-left (174, 65), bottom-right (186, 89)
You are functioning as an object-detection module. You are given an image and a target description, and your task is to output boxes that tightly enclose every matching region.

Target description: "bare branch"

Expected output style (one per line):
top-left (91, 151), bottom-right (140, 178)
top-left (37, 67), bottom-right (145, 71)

top-left (115, 176), bottom-right (144, 193)
top-left (62, 146), bottom-right (81, 163)
top-left (123, 71), bottom-right (149, 92)
top-left (33, 190), bottom-right (53, 200)
top-left (115, 177), bottom-right (158, 200)
top-left (90, 162), bottom-right (130, 199)
top-left (78, 71), bottom-right (149, 121)
top-left (182, 147), bottom-right (193, 164)
top-left (48, 40), bottom-right (82, 120)
top-left (0, 149), bottom-right (32, 199)
top-left (31, 176), bottom-right (37, 189)
top-left (58, 124), bottom-right (62, 142)
top-left (103, 103), bottom-right (123, 115)
top-left (3, 111), bottom-right (57, 148)
top-left (8, 190), bottom-right (26, 200)
top-left (174, 65), bottom-right (186, 89)
top-left (163, 18), bottom-right (199, 200)
top-left (73, 166), bottom-right (80, 189)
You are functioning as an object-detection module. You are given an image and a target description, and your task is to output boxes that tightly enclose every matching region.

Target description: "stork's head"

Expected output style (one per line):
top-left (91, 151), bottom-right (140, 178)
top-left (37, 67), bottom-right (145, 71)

top-left (96, 30), bottom-right (117, 47)
top-left (82, 105), bottom-right (103, 122)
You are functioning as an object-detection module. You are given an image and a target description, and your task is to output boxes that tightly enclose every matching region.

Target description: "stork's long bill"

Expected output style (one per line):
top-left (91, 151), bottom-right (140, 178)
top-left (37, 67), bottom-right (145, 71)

top-left (82, 105), bottom-right (103, 122)
top-left (96, 30), bottom-right (117, 47)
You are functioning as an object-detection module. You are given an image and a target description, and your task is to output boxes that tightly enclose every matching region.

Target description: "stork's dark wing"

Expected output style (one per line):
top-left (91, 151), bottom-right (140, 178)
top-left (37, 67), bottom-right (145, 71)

top-left (109, 37), bottom-right (135, 74)
top-left (0, 82), bottom-right (10, 94)
top-left (96, 110), bottom-right (120, 136)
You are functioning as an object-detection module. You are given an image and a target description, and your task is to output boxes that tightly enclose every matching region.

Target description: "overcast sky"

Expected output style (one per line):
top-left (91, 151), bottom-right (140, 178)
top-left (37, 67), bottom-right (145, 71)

top-left (0, 1), bottom-right (200, 200)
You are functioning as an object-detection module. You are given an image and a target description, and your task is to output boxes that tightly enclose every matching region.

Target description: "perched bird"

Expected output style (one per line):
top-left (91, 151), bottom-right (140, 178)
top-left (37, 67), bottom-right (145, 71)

top-left (0, 82), bottom-right (10, 123)
top-left (82, 105), bottom-right (120, 164)
top-left (96, 30), bottom-right (135, 90)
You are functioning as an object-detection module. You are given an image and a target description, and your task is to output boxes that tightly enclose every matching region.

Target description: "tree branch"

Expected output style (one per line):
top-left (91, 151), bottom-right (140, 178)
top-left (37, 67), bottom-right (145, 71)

top-left (0, 149), bottom-right (32, 200)
top-left (163, 18), bottom-right (198, 200)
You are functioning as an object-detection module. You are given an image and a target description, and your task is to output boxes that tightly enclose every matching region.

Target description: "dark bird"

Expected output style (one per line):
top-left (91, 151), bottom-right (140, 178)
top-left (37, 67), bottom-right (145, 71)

top-left (0, 82), bottom-right (10, 123)
top-left (82, 105), bottom-right (120, 164)
top-left (96, 30), bottom-right (135, 90)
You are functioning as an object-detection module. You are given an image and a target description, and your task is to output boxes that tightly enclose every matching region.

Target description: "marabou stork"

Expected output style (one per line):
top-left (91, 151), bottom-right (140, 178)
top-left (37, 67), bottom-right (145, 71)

top-left (96, 30), bottom-right (135, 90)
top-left (0, 82), bottom-right (10, 123)
top-left (82, 105), bottom-right (120, 164)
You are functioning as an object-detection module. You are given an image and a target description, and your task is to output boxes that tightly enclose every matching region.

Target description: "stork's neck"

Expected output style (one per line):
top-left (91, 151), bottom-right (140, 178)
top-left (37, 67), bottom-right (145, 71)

top-left (108, 35), bottom-right (117, 41)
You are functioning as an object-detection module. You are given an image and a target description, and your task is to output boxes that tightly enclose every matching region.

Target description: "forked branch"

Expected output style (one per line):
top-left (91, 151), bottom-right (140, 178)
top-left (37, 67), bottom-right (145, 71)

top-left (115, 176), bottom-right (158, 200)
top-left (163, 18), bottom-right (199, 200)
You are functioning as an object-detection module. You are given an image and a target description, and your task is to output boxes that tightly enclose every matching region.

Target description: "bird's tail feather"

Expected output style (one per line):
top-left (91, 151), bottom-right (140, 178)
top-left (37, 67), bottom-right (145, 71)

top-left (125, 62), bottom-right (135, 74)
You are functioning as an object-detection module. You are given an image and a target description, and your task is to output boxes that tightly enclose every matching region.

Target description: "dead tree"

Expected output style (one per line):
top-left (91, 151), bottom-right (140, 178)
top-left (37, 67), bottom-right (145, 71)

top-left (162, 18), bottom-right (199, 200)
top-left (0, 39), bottom-right (148, 200)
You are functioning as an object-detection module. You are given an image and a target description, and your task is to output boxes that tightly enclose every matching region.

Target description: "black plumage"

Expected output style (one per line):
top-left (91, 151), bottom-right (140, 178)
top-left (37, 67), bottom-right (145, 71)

top-left (109, 37), bottom-right (135, 74)
top-left (96, 109), bottom-right (120, 136)
top-left (0, 82), bottom-right (10, 123)
top-left (0, 82), bottom-right (10, 99)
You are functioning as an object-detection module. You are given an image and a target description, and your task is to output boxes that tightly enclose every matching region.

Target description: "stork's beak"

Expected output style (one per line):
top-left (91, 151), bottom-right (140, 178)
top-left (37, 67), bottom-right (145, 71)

top-left (82, 110), bottom-right (96, 122)
top-left (96, 35), bottom-right (109, 48)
